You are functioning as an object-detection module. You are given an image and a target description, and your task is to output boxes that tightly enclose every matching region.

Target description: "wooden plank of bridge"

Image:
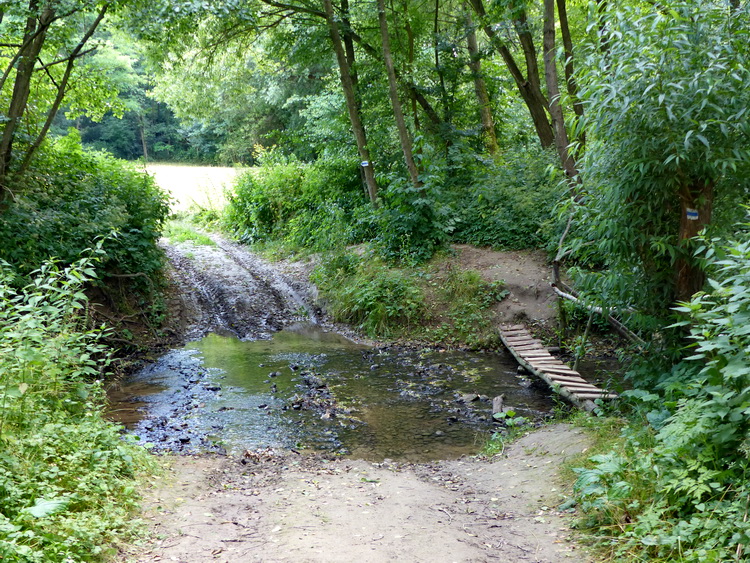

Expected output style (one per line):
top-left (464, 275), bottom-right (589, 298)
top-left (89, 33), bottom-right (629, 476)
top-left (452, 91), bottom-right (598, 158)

top-left (498, 324), bottom-right (618, 411)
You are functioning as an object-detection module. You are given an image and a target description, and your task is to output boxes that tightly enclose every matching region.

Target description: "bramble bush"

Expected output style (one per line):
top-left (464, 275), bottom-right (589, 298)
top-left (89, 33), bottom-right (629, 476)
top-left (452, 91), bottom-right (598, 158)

top-left (0, 256), bottom-right (152, 562)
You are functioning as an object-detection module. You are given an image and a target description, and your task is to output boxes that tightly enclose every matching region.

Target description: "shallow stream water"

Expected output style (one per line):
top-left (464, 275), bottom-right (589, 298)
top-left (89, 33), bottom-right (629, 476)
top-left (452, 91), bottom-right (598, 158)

top-left (109, 324), bottom-right (558, 461)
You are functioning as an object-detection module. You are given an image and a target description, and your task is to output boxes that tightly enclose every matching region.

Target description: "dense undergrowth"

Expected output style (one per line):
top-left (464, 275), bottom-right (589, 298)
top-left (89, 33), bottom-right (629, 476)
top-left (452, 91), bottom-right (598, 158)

top-left (0, 257), bottom-right (153, 561)
top-left (0, 130), bottom-right (169, 287)
top-left (0, 132), bottom-right (169, 560)
top-left (572, 232), bottom-right (750, 561)
top-left (222, 144), bottom-right (562, 264)
top-left (217, 144), bottom-right (559, 343)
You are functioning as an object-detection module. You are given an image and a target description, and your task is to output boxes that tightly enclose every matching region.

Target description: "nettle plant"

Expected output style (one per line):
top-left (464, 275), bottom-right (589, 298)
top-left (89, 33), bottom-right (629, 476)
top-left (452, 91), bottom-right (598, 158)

top-left (0, 256), bottom-right (148, 561)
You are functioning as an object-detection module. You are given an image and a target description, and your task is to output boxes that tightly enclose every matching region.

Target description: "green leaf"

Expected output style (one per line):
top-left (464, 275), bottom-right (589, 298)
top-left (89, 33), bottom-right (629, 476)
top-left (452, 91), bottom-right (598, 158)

top-left (26, 498), bottom-right (68, 518)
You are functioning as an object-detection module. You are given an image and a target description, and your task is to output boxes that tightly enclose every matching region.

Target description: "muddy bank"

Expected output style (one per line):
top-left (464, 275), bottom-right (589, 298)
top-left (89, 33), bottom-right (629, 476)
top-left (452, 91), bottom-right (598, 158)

top-left (163, 235), bottom-right (321, 342)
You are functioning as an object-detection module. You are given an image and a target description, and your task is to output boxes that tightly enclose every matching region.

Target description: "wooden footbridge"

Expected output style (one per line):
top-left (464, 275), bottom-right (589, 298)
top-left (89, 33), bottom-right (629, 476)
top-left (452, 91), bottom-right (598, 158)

top-left (499, 325), bottom-right (618, 411)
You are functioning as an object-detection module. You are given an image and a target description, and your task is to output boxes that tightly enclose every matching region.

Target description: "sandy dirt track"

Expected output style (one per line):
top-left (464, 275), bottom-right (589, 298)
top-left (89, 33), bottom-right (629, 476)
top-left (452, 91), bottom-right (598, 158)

top-left (119, 424), bottom-right (592, 563)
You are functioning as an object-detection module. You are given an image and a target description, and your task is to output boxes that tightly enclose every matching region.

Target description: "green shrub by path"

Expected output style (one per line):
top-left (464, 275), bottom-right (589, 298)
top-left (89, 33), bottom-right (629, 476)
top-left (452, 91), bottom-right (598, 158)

top-left (312, 250), bottom-right (507, 345)
top-left (0, 130), bottom-right (170, 288)
top-left (0, 256), bottom-right (153, 562)
top-left (222, 143), bottom-right (562, 265)
top-left (224, 148), bottom-right (369, 252)
top-left (573, 232), bottom-right (750, 561)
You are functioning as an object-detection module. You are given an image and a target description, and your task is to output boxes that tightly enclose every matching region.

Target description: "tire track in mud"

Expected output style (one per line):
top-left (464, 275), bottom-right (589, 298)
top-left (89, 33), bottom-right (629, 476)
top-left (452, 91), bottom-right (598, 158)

top-left (163, 235), bottom-right (318, 342)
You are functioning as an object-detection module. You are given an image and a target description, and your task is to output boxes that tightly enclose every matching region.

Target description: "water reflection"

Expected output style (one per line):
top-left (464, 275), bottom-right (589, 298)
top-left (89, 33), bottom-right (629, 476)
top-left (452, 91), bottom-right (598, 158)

top-left (110, 325), bottom-right (556, 461)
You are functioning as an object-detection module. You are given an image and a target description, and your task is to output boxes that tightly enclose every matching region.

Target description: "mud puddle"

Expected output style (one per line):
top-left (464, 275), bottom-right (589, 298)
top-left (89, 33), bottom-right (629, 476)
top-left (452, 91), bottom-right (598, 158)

top-left (109, 324), bottom-right (556, 461)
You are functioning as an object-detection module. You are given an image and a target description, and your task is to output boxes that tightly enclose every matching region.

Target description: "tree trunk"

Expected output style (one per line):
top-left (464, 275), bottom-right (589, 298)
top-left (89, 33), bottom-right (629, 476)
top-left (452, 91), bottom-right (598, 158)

top-left (0, 3), bottom-right (53, 185)
top-left (468, 0), bottom-right (555, 149)
top-left (556, 0), bottom-right (583, 122)
top-left (466, 16), bottom-right (498, 155)
top-left (322, 0), bottom-right (378, 204)
top-left (340, 0), bottom-right (358, 89)
top-left (139, 114), bottom-right (150, 161)
top-left (377, 0), bottom-right (420, 188)
top-left (675, 181), bottom-right (714, 302)
top-left (404, 10), bottom-right (420, 132)
top-left (543, 0), bottom-right (576, 179)
top-left (433, 0), bottom-right (450, 123)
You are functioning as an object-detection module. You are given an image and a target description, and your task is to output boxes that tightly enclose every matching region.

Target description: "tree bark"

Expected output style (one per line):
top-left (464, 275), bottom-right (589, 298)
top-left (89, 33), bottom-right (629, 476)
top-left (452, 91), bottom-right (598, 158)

top-left (433, 0), bottom-right (450, 123)
top-left (322, 0), bottom-right (378, 204)
top-left (377, 0), bottom-right (420, 188)
top-left (0, 2), bottom-right (53, 185)
top-left (556, 0), bottom-right (583, 121)
top-left (139, 114), bottom-right (150, 161)
top-left (675, 181), bottom-right (714, 302)
top-left (543, 0), bottom-right (576, 179)
top-left (340, 0), bottom-right (358, 88)
top-left (401, 9), bottom-right (420, 133)
top-left (468, 0), bottom-right (555, 148)
top-left (465, 16), bottom-right (498, 155)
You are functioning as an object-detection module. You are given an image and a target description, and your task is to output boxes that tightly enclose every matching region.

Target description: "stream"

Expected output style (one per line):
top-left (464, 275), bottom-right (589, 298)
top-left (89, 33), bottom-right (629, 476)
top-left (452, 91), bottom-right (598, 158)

top-left (108, 324), bottom-right (557, 462)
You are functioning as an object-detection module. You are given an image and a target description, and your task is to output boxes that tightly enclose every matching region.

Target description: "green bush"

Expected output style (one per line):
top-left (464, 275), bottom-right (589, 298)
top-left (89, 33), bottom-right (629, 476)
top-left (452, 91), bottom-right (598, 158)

top-left (0, 130), bottom-right (170, 286)
top-left (312, 252), bottom-right (425, 337)
top-left (450, 145), bottom-right (562, 250)
top-left (373, 176), bottom-right (453, 264)
top-left (224, 148), bottom-right (368, 251)
top-left (0, 257), bottom-right (152, 561)
top-left (574, 231), bottom-right (750, 561)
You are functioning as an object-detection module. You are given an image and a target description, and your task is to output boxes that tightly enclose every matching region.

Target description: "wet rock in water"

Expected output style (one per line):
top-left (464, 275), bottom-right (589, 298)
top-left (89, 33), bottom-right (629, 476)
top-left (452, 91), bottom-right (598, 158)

top-left (269, 371), bottom-right (282, 378)
top-left (302, 373), bottom-right (326, 389)
top-left (492, 394), bottom-right (505, 415)
top-left (458, 393), bottom-right (480, 404)
top-left (517, 376), bottom-right (533, 388)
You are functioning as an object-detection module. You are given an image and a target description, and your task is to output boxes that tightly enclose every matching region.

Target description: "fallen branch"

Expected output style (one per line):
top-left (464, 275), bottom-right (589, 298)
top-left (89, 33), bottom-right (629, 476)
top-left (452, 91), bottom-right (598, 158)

top-left (551, 284), bottom-right (646, 347)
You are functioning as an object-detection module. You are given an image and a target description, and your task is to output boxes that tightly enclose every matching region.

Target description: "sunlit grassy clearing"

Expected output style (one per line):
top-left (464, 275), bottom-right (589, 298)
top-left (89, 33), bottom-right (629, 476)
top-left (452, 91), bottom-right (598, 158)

top-left (145, 163), bottom-right (244, 213)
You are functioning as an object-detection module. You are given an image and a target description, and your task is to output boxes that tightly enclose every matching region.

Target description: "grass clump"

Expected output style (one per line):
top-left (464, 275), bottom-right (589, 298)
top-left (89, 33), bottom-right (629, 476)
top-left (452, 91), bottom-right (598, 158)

top-left (312, 250), bottom-right (507, 346)
top-left (312, 251), bottom-right (424, 337)
top-left (164, 219), bottom-right (216, 246)
top-left (0, 256), bottom-right (153, 561)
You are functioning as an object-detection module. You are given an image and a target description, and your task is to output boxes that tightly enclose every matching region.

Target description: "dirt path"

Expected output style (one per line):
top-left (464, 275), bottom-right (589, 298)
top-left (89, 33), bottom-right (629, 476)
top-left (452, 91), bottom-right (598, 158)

top-left (163, 234), bottom-right (320, 342)
top-left (119, 425), bottom-right (591, 562)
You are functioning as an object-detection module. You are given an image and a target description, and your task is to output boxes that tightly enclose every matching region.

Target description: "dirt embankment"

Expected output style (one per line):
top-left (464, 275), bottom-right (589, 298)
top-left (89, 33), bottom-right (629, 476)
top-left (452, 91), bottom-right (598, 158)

top-left (115, 235), bottom-right (594, 562)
